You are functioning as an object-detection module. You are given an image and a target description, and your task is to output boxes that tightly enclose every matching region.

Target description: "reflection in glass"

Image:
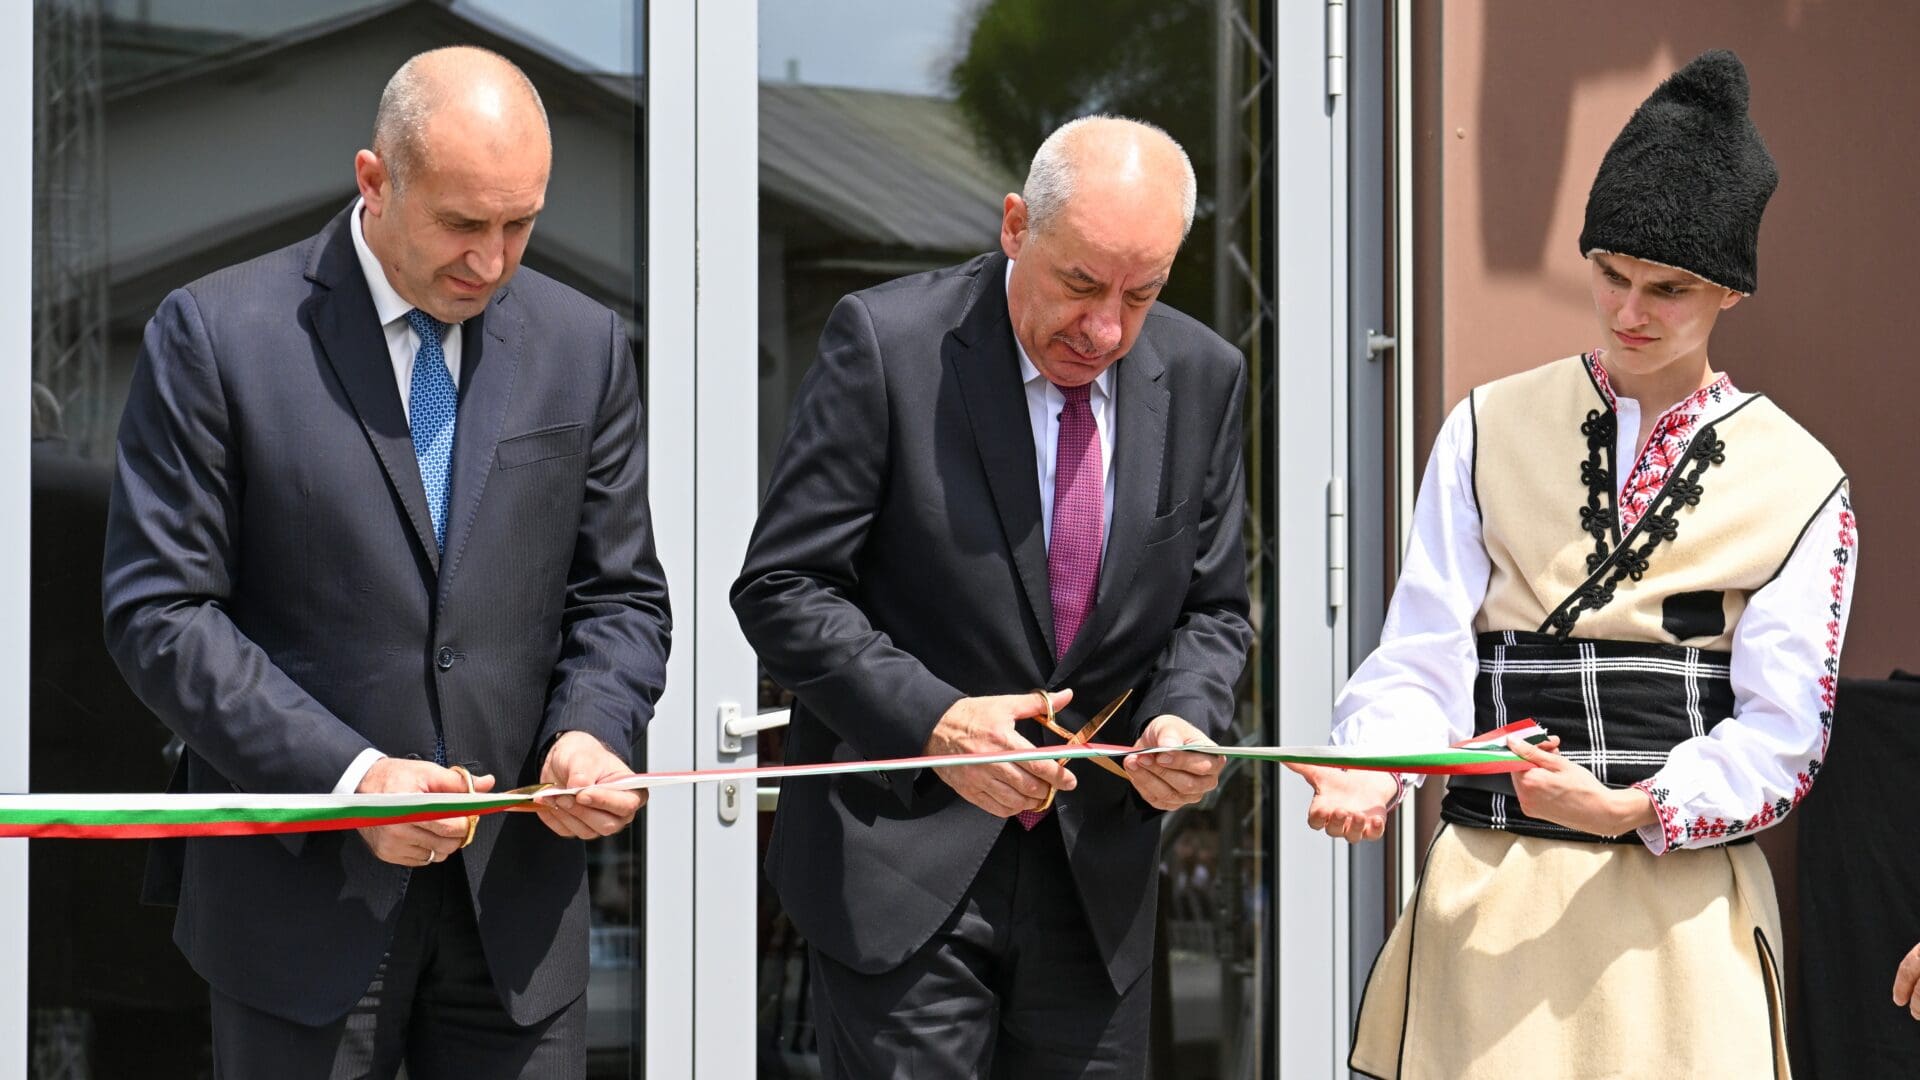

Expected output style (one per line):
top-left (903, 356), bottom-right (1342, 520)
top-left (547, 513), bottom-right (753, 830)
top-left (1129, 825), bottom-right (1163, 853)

top-left (29, 2), bottom-right (644, 1075)
top-left (755, 1), bottom-right (1275, 1076)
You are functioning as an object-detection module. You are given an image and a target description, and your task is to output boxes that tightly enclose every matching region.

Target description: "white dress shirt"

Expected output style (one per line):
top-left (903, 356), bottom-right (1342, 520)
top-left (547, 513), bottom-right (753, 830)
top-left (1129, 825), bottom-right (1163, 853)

top-left (331, 199), bottom-right (470, 795)
top-left (1006, 260), bottom-right (1117, 552)
top-left (349, 196), bottom-right (464, 420)
top-left (1331, 381), bottom-right (1859, 854)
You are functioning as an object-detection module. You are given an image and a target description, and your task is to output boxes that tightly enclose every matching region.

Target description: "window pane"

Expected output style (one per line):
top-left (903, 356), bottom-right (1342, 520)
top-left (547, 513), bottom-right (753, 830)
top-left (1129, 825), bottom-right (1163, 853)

top-left (28, 2), bottom-right (643, 1075)
top-left (753, 1), bottom-right (1274, 1074)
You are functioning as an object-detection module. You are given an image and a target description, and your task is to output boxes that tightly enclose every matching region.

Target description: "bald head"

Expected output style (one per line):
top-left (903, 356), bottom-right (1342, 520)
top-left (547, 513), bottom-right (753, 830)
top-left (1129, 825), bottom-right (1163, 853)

top-left (372, 46), bottom-right (550, 191)
top-left (1022, 116), bottom-right (1196, 241)
top-left (999, 117), bottom-right (1195, 390)
top-left (355, 47), bottom-right (553, 324)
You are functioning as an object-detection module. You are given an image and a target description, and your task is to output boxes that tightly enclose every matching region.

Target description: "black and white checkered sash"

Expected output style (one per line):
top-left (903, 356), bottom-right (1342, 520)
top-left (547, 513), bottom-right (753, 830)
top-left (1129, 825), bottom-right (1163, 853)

top-left (1439, 630), bottom-right (1734, 843)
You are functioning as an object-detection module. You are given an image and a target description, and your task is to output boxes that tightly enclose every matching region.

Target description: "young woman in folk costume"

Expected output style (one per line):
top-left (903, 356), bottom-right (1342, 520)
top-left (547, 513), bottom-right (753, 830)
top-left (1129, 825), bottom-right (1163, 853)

top-left (1290, 50), bottom-right (1858, 1079)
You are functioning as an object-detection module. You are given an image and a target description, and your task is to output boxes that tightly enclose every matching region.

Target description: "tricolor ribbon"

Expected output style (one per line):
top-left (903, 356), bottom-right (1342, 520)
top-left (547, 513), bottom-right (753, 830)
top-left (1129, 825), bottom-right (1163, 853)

top-left (0, 721), bottom-right (1550, 840)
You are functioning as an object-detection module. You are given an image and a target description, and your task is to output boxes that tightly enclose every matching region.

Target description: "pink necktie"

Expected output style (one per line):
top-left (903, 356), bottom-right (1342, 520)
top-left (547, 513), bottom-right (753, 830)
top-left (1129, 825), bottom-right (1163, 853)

top-left (1018, 383), bottom-right (1104, 830)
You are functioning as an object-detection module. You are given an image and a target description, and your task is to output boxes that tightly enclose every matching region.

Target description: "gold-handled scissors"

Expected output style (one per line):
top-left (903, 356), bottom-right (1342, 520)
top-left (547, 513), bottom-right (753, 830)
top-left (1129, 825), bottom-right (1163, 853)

top-left (447, 764), bottom-right (482, 848)
top-left (1028, 688), bottom-right (1133, 811)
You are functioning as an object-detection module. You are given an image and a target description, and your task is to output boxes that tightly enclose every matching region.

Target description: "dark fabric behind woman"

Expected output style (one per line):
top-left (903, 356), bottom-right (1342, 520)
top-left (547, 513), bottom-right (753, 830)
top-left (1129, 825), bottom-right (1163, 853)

top-left (1798, 672), bottom-right (1920, 1077)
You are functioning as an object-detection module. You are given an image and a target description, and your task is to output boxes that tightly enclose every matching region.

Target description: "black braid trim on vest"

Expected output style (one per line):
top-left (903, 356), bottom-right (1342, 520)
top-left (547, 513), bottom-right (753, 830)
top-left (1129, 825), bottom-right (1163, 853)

top-left (1543, 426), bottom-right (1727, 638)
top-left (1578, 406), bottom-right (1618, 573)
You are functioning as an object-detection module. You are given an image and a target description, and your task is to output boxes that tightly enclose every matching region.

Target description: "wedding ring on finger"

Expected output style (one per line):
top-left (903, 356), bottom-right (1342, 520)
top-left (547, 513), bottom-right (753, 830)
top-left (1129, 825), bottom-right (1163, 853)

top-left (422, 848), bottom-right (438, 865)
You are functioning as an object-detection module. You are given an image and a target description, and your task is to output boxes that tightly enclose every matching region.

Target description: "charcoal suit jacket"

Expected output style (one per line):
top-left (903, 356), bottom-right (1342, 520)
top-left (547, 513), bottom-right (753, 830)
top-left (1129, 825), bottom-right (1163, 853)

top-left (732, 252), bottom-right (1251, 993)
top-left (102, 205), bottom-right (671, 1027)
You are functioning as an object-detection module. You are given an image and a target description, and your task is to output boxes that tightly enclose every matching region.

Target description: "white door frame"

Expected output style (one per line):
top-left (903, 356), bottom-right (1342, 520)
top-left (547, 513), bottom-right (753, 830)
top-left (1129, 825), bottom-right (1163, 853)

top-left (645, 0), bottom-right (762, 1076)
top-left (2, 1), bottom-right (34, 1069)
top-left (690, 0), bottom-right (763, 1073)
top-left (1270, 0), bottom-right (1354, 1074)
top-left (642, 0), bottom-right (700, 1074)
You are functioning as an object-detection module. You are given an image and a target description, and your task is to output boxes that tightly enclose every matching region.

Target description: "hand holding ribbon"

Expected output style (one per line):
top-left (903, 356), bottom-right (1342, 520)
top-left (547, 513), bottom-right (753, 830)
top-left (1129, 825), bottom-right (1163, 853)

top-left (1122, 715), bottom-right (1223, 811)
top-left (536, 731), bottom-right (644, 839)
top-left (1287, 763), bottom-right (1399, 842)
top-left (927, 690), bottom-right (1078, 818)
top-left (1505, 735), bottom-right (1657, 837)
top-left (355, 758), bottom-right (495, 867)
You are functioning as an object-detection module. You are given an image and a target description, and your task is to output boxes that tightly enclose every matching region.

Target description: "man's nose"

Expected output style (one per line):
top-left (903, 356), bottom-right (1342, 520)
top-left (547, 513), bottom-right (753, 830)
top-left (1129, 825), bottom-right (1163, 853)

top-left (1085, 301), bottom-right (1124, 351)
top-left (468, 232), bottom-right (507, 282)
top-left (1618, 291), bottom-right (1648, 328)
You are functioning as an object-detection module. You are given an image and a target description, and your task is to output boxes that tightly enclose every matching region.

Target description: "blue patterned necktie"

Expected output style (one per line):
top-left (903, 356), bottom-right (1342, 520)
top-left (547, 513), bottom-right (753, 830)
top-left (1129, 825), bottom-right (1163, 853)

top-left (404, 309), bottom-right (455, 766)
top-left (404, 309), bottom-right (457, 554)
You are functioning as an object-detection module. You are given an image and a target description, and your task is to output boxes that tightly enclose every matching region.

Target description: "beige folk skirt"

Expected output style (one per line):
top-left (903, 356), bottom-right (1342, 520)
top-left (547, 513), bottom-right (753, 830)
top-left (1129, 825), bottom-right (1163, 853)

top-left (1351, 824), bottom-right (1788, 1080)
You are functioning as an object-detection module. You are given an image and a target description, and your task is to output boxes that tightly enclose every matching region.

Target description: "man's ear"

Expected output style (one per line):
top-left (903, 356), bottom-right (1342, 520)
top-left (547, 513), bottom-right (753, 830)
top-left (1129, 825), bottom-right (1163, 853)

top-left (1001, 193), bottom-right (1028, 260)
top-left (354, 149), bottom-right (391, 216)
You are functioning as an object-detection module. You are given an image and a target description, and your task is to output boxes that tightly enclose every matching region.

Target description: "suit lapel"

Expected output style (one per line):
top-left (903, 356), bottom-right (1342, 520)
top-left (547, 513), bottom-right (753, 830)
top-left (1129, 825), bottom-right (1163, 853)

top-left (1052, 335), bottom-right (1168, 684)
top-left (947, 256), bottom-right (1057, 660)
top-left (438, 291), bottom-right (523, 595)
top-left (304, 209), bottom-right (440, 574)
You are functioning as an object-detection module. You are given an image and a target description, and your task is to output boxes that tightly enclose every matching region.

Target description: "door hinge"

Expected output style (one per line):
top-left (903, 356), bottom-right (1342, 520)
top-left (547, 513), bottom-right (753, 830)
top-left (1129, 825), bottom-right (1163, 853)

top-left (1326, 0), bottom-right (1347, 99)
top-left (1327, 477), bottom-right (1348, 610)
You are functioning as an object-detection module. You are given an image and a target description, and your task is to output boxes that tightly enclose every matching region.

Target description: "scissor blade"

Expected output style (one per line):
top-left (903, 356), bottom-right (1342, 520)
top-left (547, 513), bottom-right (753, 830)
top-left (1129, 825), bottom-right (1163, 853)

top-left (1074, 688), bottom-right (1133, 742)
top-left (1062, 689), bottom-right (1132, 778)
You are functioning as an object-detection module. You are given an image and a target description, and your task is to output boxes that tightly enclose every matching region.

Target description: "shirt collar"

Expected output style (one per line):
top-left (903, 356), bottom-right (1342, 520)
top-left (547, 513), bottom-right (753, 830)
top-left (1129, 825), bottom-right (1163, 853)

top-left (1585, 350), bottom-right (1735, 419)
top-left (1006, 258), bottom-right (1114, 402)
top-left (349, 196), bottom-right (418, 329)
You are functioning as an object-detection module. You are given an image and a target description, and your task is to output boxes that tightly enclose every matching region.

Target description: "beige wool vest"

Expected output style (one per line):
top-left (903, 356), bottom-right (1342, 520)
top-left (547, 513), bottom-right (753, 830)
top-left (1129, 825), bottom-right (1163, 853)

top-left (1471, 355), bottom-right (1843, 650)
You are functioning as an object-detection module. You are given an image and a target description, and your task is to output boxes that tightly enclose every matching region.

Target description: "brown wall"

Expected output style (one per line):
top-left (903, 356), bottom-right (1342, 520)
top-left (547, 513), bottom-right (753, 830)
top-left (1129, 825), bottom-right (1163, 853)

top-left (1433, 0), bottom-right (1918, 680)
top-left (1420, 5), bottom-right (1920, 1065)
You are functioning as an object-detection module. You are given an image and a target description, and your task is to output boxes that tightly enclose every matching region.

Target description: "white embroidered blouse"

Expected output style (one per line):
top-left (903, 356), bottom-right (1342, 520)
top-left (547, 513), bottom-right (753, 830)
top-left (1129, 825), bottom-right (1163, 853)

top-left (1331, 355), bottom-right (1859, 853)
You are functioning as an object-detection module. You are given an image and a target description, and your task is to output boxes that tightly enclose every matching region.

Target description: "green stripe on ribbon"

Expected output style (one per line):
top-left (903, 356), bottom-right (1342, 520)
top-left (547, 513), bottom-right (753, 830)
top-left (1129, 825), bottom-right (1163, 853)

top-left (0, 735), bottom-right (1538, 839)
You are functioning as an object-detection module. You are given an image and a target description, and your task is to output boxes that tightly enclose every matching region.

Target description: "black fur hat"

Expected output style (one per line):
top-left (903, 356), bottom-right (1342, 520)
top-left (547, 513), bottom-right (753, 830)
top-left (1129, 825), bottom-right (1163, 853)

top-left (1578, 49), bottom-right (1777, 294)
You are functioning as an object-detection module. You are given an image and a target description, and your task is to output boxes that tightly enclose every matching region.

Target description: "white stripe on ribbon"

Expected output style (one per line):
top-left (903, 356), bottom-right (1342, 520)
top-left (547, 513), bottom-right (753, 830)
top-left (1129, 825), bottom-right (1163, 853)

top-left (4, 735), bottom-right (1546, 834)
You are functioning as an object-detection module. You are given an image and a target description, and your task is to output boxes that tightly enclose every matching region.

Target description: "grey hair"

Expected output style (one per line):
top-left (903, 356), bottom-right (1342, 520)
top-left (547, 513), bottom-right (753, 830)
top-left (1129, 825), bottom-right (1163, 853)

top-left (1022, 115), bottom-right (1197, 240)
top-left (372, 47), bottom-right (549, 189)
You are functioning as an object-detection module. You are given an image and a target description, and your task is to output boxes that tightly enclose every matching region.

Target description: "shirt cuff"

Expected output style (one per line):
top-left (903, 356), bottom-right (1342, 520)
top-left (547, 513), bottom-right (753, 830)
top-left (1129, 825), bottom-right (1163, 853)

top-left (334, 748), bottom-right (387, 796)
top-left (1631, 779), bottom-right (1676, 855)
top-left (1384, 772), bottom-right (1415, 813)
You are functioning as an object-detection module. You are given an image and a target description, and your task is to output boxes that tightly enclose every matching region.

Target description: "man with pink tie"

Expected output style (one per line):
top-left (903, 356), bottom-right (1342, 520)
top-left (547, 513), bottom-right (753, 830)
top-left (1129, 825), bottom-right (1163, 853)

top-left (733, 116), bottom-right (1252, 1078)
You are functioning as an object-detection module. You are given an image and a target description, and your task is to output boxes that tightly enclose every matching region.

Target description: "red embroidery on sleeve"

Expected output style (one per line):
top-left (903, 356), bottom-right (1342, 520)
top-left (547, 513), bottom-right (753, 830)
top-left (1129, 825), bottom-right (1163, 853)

top-left (1657, 491), bottom-right (1854, 850)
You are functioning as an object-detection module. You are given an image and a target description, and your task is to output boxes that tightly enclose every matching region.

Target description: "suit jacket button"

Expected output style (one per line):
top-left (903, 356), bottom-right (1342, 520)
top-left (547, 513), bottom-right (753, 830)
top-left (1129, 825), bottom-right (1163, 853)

top-left (436, 647), bottom-right (455, 671)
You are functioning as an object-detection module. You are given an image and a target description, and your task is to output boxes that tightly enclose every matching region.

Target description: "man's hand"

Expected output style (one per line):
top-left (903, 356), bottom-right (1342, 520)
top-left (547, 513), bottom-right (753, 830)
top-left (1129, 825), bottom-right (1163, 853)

top-left (1122, 715), bottom-right (1222, 812)
top-left (928, 690), bottom-right (1078, 817)
top-left (537, 731), bottom-right (645, 839)
top-left (1507, 735), bottom-right (1656, 836)
top-left (1893, 943), bottom-right (1920, 1019)
top-left (1287, 763), bottom-right (1399, 842)
top-left (355, 758), bottom-right (496, 867)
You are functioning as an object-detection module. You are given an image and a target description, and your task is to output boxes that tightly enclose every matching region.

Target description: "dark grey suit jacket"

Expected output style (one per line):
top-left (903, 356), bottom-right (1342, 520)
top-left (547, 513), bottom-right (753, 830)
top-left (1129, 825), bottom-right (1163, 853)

top-left (732, 252), bottom-right (1251, 993)
top-left (102, 206), bottom-right (671, 1026)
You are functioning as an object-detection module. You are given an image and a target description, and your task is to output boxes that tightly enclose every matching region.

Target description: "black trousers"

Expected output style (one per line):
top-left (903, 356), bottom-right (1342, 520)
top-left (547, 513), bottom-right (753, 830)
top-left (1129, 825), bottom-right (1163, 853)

top-left (809, 815), bottom-right (1150, 1079)
top-left (209, 855), bottom-right (585, 1080)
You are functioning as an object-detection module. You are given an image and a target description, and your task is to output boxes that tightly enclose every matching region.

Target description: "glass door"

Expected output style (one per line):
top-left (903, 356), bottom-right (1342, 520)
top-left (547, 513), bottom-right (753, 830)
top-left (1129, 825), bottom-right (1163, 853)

top-left (746, 1), bottom-right (1285, 1075)
top-left (18, 2), bottom-right (652, 1074)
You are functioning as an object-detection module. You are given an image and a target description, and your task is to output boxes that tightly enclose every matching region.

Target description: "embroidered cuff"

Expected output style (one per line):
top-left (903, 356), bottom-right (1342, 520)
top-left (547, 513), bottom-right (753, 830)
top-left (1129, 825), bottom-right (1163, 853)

top-left (1632, 778), bottom-right (1679, 855)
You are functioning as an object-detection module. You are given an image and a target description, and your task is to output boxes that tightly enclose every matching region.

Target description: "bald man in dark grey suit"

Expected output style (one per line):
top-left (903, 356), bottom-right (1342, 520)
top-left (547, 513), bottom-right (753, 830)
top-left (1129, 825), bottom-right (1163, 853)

top-left (104, 47), bottom-right (669, 1078)
top-left (735, 116), bottom-right (1251, 1078)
